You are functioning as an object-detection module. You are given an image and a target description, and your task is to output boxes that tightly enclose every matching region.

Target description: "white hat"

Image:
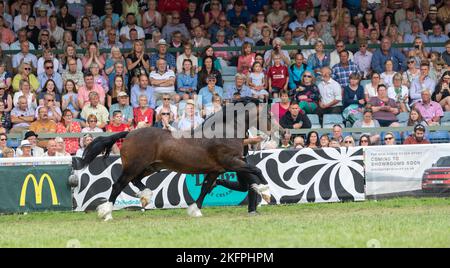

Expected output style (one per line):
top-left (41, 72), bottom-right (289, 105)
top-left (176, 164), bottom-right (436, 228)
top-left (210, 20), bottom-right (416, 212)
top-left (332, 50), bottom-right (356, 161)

top-left (20, 140), bottom-right (32, 147)
top-left (157, 39), bottom-right (168, 46)
top-left (117, 91), bottom-right (128, 97)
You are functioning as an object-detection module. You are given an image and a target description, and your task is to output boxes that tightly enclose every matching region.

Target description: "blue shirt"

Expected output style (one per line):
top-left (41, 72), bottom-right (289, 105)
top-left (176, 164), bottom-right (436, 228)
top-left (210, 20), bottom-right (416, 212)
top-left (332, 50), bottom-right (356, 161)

top-left (176, 73), bottom-right (198, 93)
top-left (37, 72), bottom-right (64, 94)
top-left (226, 9), bottom-right (250, 28)
top-left (410, 76), bottom-right (437, 103)
top-left (224, 83), bottom-right (252, 100)
top-left (332, 61), bottom-right (360, 87)
top-left (198, 86), bottom-right (224, 106)
top-left (130, 84), bottom-right (156, 109)
top-left (288, 63), bottom-right (314, 91)
top-left (245, 0), bottom-right (268, 16)
top-left (109, 103), bottom-right (134, 122)
top-left (150, 53), bottom-right (176, 70)
top-left (371, 48), bottom-right (407, 74)
top-left (428, 34), bottom-right (450, 54)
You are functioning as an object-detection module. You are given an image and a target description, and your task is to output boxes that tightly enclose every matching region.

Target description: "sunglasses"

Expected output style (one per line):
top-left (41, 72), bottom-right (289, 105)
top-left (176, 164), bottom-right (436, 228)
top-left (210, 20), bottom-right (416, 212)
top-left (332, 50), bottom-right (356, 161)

top-left (360, 44), bottom-right (367, 47)
top-left (46, 99), bottom-right (54, 102)
top-left (304, 75), bottom-right (312, 78)
top-left (24, 68), bottom-right (31, 70)
top-left (443, 77), bottom-right (450, 79)
top-left (344, 141), bottom-right (353, 144)
top-left (45, 66), bottom-right (53, 69)
top-left (163, 98), bottom-right (171, 100)
top-left (384, 137), bottom-right (393, 140)
top-left (89, 120), bottom-right (97, 123)
top-left (161, 112), bottom-right (170, 115)
top-left (408, 61), bottom-right (415, 64)
top-left (41, 34), bottom-right (49, 36)
top-left (0, 138), bottom-right (6, 141)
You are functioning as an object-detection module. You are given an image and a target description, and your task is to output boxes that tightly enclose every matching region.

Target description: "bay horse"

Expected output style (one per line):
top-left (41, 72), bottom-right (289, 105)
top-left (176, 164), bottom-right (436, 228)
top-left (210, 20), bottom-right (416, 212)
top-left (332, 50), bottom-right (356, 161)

top-left (81, 97), bottom-right (277, 221)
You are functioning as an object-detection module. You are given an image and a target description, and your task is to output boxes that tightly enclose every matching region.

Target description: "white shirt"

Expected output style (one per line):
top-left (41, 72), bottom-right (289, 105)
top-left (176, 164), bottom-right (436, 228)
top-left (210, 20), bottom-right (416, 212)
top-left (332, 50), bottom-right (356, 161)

top-left (388, 85), bottom-right (409, 102)
top-left (13, 15), bottom-right (28, 32)
top-left (176, 54), bottom-right (198, 74)
top-left (155, 104), bottom-right (178, 121)
top-left (317, 78), bottom-right (342, 107)
top-left (119, 25), bottom-right (145, 40)
top-left (364, 83), bottom-right (378, 99)
top-left (37, 58), bottom-right (60, 75)
top-left (330, 50), bottom-right (354, 68)
top-left (149, 70), bottom-right (176, 94)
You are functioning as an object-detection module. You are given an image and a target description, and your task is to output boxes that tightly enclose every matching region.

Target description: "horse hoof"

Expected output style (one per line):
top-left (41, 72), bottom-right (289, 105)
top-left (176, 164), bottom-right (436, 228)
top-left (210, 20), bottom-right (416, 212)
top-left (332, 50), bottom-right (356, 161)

top-left (97, 202), bottom-right (113, 220)
top-left (137, 189), bottom-right (153, 208)
top-left (187, 204), bottom-right (203, 217)
top-left (261, 191), bottom-right (271, 204)
top-left (104, 214), bottom-right (113, 221)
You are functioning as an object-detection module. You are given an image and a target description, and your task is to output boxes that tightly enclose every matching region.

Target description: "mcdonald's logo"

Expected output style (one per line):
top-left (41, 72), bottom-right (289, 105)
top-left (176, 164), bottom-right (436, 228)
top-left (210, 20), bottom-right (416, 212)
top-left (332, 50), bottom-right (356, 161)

top-left (20, 173), bottom-right (59, 206)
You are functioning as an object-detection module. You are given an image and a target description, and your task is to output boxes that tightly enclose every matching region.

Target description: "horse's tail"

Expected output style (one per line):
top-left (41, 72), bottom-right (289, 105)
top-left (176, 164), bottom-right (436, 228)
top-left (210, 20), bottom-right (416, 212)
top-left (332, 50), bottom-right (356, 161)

top-left (80, 131), bottom-right (129, 167)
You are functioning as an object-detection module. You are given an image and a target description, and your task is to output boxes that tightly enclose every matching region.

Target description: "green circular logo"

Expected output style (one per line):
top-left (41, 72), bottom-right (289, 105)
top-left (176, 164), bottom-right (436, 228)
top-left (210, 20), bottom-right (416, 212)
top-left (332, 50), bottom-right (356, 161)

top-left (185, 172), bottom-right (248, 206)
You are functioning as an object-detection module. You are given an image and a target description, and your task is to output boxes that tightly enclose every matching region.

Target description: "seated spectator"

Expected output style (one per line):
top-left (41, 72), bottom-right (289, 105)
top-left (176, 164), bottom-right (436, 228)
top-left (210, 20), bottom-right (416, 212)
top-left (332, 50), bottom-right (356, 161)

top-left (371, 37), bottom-right (406, 74)
top-left (317, 67), bottom-right (343, 115)
top-left (82, 42), bottom-right (105, 71)
top-left (329, 138), bottom-right (341, 148)
top-left (77, 72), bottom-right (106, 109)
top-left (35, 93), bottom-right (62, 123)
top-left (237, 42), bottom-right (256, 76)
top-left (332, 50), bottom-right (360, 88)
top-left (403, 124), bottom-right (430, 145)
top-left (380, 59), bottom-right (397, 88)
top-left (353, 39), bottom-right (372, 79)
top-left (224, 73), bottom-right (252, 101)
top-left (203, 93), bottom-right (223, 118)
top-left (177, 59), bottom-right (198, 101)
top-left (368, 84), bottom-right (400, 127)
top-left (110, 92), bottom-right (133, 126)
top-left (229, 24), bottom-right (254, 62)
top-left (1, 147), bottom-right (15, 158)
top-left (55, 109), bottom-right (81, 155)
top-left (294, 70), bottom-right (320, 114)
top-left (212, 31), bottom-right (231, 65)
top-left (191, 25), bottom-right (211, 51)
top-left (332, 124), bottom-right (344, 144)
top-left (198, 74), bottom-right (223, 107)
top-left (358, 134), bottom-right (372, 146)
top-left (38, 79), bottom-right (61, 108)
top-left (0, 62), bottom-right (12, 89)
top-left (320, 134), bottom-right (330, 148)
top-left (248, 62), bottom-right (269, 102)
top-left (329, 40), bottom-right (354, 68)
top-left (307, 40), bottom-right (330, 75)
top-left (161, 11), bottom-right (190, 44)
top-left (414, 89), bottom-right (443, 126)
top-left (130, 74), bottom-right (156, 109)
top-left (37, 49), bottom-right (60, 76)
top-left (177, 100), bottom-right (204, 131)
top-left (12, 62), bottom-right (39, 93)
top-left (293, 135), bottom-right (305, 149)
top-left (43, 138), bottom-right (57, 157)
top-left (133, 95), bottom-right (154, 129)
top-left (37, 29), bottom-right (56, 50)
top-left (154, 107), bottom-right (176, 131)
top-left (264, 38), bottom-right (290, 67)
top-left (0, 82), bottom-right (11, 112)
top-left (89, 63), bottom-right (108, 95)
top-left (406, 107), bottom-right (428, 128)
top-left (10, 95), bottom-right (35, 134)
top-left (402, 57), bottom-right (420, 88)
top-left (298, 25), bottom-right (317, 60)
top-left (80, 92), bottom-right (109, 129)
top-left (119, 13), bottom-right (145, 44)
top-left (150, 59), bottom-right (176, 100)
top-left (76, 133), bottom-right (94, 157)
top-left (127, 40), bottom-right (150, 85)
top-left (0, 132), bottom-right (10, 156)
top-left (432, 71), bottom-right (450, 111)
top-left (54, 136), bottom-right (71, 156)
top-left (352, 108), bottom-right (381, 144)
top-left (288, 53), bottom-right (313, 95)
top-left (343, 73), bottom-right (365, 124)
top-left (106, 110), bottom-right (131, 154)
top-left (62, 58), bottom-right (85, 89)
top-left (37, 59), bottom-right (63, 95)
top-left (305, 131), bottom-right (320, 149)
top-left (267, 55), bottom-right (289, 98)
top-left (410, 62), bottom-right (437, 105)
top-left (29, 106), bottom-right (57, 148)
top-left (61, 80), bottom-right (79, 119)
top-left (198, 46), bottom-right (222, 71)
top-left (0, 100), bottom-right (10, 130)
top-left (197, 56), bottom-right (223, 91)
top-left (81, 114), bottom-right (103, 134)
top-left (280, 101), bottom-right (312, 129)
top-left (283, 29), bottom-right (299, 60)
top-left (176, 43), bottom-right (198, 74)
top-left (149, 39), bottom-right (176, 72)
top-left (18, 140), bottom-right (33, 157)
top-left (12, 41), bottom-right (38, 74)
top-left (343, 136), bottom-right (355, 147)
top-left (155, 93), bottom-right (178, 122)
top-left (364, 72), bottom-right (381, 102)
top-left (387, 73), bottom-right (409, 112)
top-left (10, 28), bottom-right (36, 51)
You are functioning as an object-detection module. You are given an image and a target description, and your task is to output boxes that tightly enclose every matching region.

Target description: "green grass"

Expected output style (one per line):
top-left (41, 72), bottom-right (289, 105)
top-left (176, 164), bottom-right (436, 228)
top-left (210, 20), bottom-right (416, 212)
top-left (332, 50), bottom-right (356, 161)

top-left (0, 197), bottom-right (449, 248)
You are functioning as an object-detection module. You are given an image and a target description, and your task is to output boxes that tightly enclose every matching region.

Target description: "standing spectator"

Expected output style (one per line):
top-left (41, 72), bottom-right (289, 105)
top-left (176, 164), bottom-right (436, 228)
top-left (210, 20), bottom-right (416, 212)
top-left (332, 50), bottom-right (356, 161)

top-left (371, 37), bottom-right (407, 74)
top-left (133, 95), bottom-right (154, 128)
top-left (280, 101), bottom-right (312, 129)
top-left (130, 74), bottom-right (156, 109)
top-left (109, 92), bottom-right (133, 126)
top-left (317, 67), bottom-right (343, 115)
top-left (368, 84), bottom-right (400, 127)
top-left (414, 89), bottom-right (443, 126)
top-left (403, 124), bottom-right (430, 144)
top-left (332, 50), bottom-right (360, 87)
top-left (56, 109), bottom-right (81, 155)
top-left (10, 96), bottom-right (34, 133)
top-left (248, 62), bottom-right (268, 101)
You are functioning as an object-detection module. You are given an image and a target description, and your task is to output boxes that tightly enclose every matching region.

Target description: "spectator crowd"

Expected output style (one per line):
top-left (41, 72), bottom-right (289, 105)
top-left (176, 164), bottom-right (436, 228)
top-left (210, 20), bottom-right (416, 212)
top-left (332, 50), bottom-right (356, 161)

top-left (1, 0), bottom-right (450, 158)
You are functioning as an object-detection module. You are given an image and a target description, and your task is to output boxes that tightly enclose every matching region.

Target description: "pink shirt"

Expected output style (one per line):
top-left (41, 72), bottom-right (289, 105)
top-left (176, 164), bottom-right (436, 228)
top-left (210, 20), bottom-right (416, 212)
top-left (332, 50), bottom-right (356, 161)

top-left (0, 28), bottom-right (15, 44)
top-left (77, 84), bottom-right (106, 106)
top-left (414, 101), bottom-right (444, 121)
top-left (212, 43), bottom-right (229, 60)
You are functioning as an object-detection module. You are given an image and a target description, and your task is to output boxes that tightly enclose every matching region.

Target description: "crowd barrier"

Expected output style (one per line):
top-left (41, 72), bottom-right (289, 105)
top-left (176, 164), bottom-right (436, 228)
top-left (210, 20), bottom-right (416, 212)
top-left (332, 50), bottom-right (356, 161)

top-left (1, 145), bottom-right (449, 213)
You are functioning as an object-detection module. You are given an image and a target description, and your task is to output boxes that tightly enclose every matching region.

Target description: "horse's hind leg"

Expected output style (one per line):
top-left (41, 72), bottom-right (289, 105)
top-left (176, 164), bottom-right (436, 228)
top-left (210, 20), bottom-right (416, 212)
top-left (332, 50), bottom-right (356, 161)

top-left (187, 172), bottom-right (219, 217)
top-left (131, 168), bottom-right (156, 208)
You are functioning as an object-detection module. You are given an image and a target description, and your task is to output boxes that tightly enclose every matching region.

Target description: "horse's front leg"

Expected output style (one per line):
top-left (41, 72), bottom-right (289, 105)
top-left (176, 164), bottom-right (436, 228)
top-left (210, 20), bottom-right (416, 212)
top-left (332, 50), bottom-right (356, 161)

top-left (187, 172), bottom-right (219, 217)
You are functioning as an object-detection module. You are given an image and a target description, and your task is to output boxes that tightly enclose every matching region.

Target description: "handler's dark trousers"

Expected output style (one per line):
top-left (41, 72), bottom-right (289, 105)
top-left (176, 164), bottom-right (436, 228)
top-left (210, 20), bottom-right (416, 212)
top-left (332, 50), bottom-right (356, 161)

top-left (217, 171), bottom-right (258, 213)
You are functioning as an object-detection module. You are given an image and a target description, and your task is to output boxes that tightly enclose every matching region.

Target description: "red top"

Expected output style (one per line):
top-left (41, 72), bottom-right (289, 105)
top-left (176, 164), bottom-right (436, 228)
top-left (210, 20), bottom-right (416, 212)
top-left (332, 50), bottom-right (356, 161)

top-left (294, 0), bottom-right (314, 11)
top-left (106, 123), bottom-right (130, 149)
top-left (237, 53), bottom-right (256, 76)
top-left (158, 0), bottom-right (188, 13)
top-left (270, 103), bottom-right (290, 122)
top-left (268, 65), bottom-right (289, 90)
top-left (133, 107), bottom-right (154, 127)
top-left (403, 136), bottom-right (431, 145)
top-left (56, 121), bottom-right (81, 155)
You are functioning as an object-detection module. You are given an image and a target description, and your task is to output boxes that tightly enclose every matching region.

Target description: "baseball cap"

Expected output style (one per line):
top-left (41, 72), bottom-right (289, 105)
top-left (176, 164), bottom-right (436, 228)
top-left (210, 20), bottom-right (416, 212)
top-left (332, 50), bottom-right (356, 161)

top-left (117, 91), bottom-right (128, 97)
top-left (238, 24), bottom-right (247, 30)
top-left (24, 131), bottom-right (38, 140)
top-left (207, 74), bottom-right (217, 81)
top-left (429, 5), bottom-right (438, 14)
top-left (414, 124), bottom-right (426, 132)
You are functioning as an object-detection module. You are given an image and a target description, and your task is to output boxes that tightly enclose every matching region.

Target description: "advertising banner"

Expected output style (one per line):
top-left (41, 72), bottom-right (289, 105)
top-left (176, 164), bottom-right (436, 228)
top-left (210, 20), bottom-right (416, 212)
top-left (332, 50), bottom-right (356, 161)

top-left (365, 144), bottom-right (450, 198)
top-left (0, 165), bottom-right (72, 213)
